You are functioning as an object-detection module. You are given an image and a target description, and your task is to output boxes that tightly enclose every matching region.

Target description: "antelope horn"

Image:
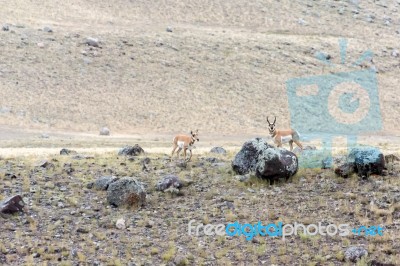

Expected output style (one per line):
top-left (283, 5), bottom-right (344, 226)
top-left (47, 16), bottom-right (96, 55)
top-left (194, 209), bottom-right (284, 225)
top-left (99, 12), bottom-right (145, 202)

top-left (273, 116), bottom-right (276, 124)
top-left (267, 116), bottom-right (270, 124)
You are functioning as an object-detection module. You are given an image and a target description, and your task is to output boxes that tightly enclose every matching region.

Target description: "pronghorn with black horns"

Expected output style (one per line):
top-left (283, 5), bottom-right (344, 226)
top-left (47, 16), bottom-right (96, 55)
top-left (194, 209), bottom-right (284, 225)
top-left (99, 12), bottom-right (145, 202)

top-left (267, 116), bottom-right (303, 151)
top-left (171, 130), bottom-right (199, 162)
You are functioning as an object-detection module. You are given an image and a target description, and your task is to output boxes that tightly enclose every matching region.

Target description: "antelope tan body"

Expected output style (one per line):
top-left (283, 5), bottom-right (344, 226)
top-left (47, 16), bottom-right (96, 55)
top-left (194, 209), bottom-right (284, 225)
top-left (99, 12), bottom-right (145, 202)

top-left (171, 130), bottom-right (199, 162)
top-left (267, 117), bottom-right (303, 151)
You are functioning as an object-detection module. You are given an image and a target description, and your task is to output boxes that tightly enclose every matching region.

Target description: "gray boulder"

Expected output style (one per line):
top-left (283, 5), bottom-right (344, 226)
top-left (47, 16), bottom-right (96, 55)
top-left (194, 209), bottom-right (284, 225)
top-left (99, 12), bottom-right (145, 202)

top-left (232, 138), bottom-right (298, 183)
top-left (60, 148), bottom-right (77, 155)
top-left (107, 177), bottom-right (146, 207)
top-left (210, 147), bottom-right (227, 155)
top-left (93, 176), bottom-right (119, 190)
top-left (232, 138), bottom-right (270, 175)
top-left (348, 146), bottom-right (385, 177)
top-left (335, 146), bottom-right (385, 178)
top-left (118, 144), bottom-right (144, 156)
top-left (0, 195), bottom-right (25, 215)
top-left (156, 175), bottom-right (183, 191)
top-left (344, 246), bottom-right (368, 262)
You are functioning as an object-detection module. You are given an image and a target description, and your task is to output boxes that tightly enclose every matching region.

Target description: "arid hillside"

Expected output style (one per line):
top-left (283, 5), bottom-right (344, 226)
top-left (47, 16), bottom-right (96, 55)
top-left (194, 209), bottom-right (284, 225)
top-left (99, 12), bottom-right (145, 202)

top-left (0, 0), bottom-right (399, 136)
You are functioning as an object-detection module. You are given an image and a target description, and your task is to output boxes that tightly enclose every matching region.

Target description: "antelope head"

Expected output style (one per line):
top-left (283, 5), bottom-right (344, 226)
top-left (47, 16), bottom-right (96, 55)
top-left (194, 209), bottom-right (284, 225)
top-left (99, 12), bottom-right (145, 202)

top-left (267, 116), bottom-right (277, 135)
top-left (190, 129), bottom-right (199, 142)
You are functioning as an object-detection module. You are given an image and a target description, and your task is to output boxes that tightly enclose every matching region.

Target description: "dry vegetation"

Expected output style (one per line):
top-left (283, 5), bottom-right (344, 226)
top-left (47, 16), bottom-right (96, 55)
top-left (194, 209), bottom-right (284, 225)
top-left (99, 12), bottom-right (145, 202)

top-left (0, 150), bottom-right (399, 265)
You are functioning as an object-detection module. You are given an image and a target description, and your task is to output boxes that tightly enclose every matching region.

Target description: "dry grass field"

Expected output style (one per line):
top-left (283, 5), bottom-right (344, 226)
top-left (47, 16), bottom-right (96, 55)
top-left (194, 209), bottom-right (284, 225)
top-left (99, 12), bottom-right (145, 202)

top-left (1, 0), bottom-right (400, 265)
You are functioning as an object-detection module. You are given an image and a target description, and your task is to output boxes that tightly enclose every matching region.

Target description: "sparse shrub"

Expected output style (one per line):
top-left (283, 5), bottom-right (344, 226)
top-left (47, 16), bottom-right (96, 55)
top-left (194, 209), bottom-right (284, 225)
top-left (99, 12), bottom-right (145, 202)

top-left (161, 245), bottom-right (176, 262)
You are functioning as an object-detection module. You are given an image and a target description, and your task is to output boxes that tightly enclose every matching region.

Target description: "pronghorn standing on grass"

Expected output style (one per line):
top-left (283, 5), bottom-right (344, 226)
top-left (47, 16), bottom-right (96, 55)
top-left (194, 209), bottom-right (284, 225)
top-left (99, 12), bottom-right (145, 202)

top-left (171, 130), bottom-right (199, 162)
top-left (267, 116), bottom-right (303, 151)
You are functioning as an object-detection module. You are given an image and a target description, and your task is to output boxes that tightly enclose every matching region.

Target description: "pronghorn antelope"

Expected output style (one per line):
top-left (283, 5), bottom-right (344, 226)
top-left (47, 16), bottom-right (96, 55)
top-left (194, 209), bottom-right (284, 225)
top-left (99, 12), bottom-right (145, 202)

top-left (267, 116), bottom-right (303, 151)
top-left (171, 130), bottom-right (199, 162)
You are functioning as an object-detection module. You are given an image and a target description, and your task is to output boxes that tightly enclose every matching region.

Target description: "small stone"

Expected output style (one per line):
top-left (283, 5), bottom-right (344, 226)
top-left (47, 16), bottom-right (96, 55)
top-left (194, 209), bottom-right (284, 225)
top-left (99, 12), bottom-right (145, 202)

top-left (116, 218), bottom-right (126, 230)
top-left (77, 228), bottom-right (89, 234)
top-left (43, 26), bottom-right (53, 33)
top-left (60, 148), bottom-right (77, 155)
top-left (298, 18), bottom-right (307, 25)
top-left (235, 175), bottom-right (250, 182)
top-left (37, 42), bottom-right (45, 48)
top-left (99, 127), bottom-right (110, 136)
top-left (145, 220), bottom-right (155, 228)
top-left (392, 49), bottom-right (399, 57)
top-left (40, 133), bottom-right (49, 138)
top-left (166, 26), bottom-right (173, 32)
top-left (85, 37), bottom-right (100, 47)
top-left (2, 24), bottom-right (9, 31)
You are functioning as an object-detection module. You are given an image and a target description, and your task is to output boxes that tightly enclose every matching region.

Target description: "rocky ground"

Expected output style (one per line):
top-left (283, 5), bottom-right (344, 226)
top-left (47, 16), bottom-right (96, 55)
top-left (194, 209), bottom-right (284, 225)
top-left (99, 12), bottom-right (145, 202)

top-left (0, 143), bottom-right (399, 265)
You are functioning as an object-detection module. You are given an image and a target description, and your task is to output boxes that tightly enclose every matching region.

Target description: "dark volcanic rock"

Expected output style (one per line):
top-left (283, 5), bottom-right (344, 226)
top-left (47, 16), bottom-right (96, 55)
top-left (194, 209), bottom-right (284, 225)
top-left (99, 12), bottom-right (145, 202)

top-left (0, 195), bottom-right (25, 215)
top-left (107, 177), bottom-right (146, 207)
top-left (256, 147), bottom-right (298, 182)
top-left (232, 138), bottom-right (298, 183)
top-left (334, 147), bottom-right (385, 178)
top-left (156, 175), bottom-right (183, 191)
top-left (348, 146), bottom-right (385, 177)
top-left (118, 145), bottom-right (145, 156)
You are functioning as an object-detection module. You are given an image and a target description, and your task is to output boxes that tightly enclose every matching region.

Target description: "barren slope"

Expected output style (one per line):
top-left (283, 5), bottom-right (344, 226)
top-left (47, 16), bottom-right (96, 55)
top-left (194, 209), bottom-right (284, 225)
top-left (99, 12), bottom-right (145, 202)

top-left (0, 0), bottom-right (399, 136)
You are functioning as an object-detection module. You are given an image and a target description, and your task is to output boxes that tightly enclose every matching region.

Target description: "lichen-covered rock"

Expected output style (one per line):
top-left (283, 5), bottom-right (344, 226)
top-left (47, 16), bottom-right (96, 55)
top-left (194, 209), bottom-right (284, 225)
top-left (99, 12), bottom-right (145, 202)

top-left (118, 145), bottom-right (144, 156)
top-left (345, 246), bottom-right (368, 262)
top-left (107, 177), bottom-right (146, 208)
top-left (232, 138), bottom-right (298, 183)
top-left (232, 138), bottom-right (272, 175)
